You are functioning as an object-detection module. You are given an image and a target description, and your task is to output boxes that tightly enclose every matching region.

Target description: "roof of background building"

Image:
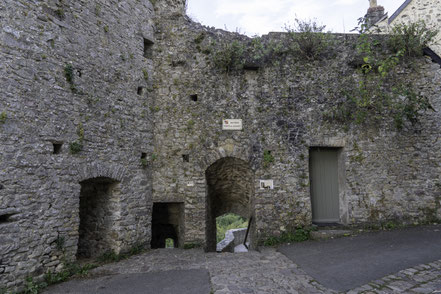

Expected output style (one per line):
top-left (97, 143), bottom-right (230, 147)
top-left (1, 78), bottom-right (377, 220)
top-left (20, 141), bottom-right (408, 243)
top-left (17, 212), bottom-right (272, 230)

top-left (389, 0), bottom-right (412, 24)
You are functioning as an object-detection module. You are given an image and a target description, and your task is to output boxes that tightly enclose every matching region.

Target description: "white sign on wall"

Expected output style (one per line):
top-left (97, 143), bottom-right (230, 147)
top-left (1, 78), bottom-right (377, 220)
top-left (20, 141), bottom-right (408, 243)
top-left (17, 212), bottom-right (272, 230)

top-left (222, 119), bottom-right (243, 130)
top-left (259, 180), bottom-right (274, 190)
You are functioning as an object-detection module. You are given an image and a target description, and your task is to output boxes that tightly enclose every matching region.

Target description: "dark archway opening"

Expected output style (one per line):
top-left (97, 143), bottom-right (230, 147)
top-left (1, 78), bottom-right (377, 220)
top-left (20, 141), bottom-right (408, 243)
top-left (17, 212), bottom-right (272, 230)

top-left (77, 177), bottom-right (121, 259)
top-left (205, 157), bottom-right (254, 252)
top-left (151, 203), bottom-right (184, 249)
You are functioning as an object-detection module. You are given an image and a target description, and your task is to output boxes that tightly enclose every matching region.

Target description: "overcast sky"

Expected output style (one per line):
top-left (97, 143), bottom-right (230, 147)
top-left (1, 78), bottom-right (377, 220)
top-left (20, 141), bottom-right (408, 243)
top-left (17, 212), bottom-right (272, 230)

top-left (186, 0), bottom-right (404, 36)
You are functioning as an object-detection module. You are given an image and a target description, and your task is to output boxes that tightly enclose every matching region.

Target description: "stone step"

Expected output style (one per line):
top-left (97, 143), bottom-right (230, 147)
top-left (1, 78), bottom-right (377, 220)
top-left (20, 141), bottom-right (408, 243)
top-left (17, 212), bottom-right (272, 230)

top-left (310, 229), bottom-right (352, 240)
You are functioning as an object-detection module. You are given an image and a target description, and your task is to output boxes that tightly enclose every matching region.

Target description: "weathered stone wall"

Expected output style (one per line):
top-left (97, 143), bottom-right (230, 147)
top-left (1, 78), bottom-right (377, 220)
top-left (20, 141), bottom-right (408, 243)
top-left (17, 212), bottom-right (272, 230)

top-left (151, 2), bottom-right (441, 246)
top-left (0, 0), bottom-right (155, 290)
top-left (373, 0), bottom-right (441, 55)
top-left (1, 0), bottom-right (441, 291)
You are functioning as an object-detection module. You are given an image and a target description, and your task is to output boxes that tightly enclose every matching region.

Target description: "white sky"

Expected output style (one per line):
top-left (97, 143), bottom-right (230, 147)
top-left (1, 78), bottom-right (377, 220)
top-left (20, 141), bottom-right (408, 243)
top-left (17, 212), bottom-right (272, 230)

top-left (186, 0), bottom-right (404, 36)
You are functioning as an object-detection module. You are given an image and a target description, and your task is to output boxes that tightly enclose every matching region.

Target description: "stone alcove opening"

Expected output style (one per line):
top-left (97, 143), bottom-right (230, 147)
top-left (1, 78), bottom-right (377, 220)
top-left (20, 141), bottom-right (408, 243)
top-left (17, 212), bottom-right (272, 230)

top-left (52, 142), bottom-right (63, 154)
top-left (77, 177), bottom-right (121, 259)
top-left (0, 213), bottom-right (15, 224)
top-left (205, 157), bottom-right (255, 252)
top-left (151, 202), bottom-right (184, 249)
top-left (143, 38), bottom-right (154, 59)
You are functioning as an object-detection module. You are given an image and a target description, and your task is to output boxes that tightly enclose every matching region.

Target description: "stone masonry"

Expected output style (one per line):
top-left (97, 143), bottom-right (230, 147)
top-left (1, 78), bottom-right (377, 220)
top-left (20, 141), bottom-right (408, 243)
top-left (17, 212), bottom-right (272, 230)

top-left (1, 0), bottom-right (155, 290)
top-left (1, 0), bottom-right (441, 291)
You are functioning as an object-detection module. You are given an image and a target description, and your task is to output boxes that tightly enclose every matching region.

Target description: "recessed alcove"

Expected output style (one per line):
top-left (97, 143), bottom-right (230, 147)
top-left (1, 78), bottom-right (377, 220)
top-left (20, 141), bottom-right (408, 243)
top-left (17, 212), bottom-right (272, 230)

top-left (137, 87), bottom-right (144, 95)
top-left (0, 214), bottom-right (14, 224)
top-left (182, 154), bottom-right (189, 162)
top-left (190, 94), bottom-right (198, 102)
top-left (151, 203), bottom-right (184, 249)
top-left (243, 64), bottom-right (260, 71)
top-left (53, 143), bottom-right (63, 154)
top-left (143, 38), bottom-right (154, 59)
top-left (77, 177), bottom-right (121, 259)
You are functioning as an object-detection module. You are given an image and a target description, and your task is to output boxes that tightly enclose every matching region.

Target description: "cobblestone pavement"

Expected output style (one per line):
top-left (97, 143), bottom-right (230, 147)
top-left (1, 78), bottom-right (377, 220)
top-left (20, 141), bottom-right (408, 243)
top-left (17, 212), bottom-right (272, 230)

top-left (50, 247), bottom-right (441, 294)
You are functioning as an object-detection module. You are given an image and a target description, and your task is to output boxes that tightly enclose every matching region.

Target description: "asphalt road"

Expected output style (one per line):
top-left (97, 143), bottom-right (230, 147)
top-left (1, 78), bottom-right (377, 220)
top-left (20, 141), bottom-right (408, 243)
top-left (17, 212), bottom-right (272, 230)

top-left (278, 224), bottom-right (441, 291)
top-left (43, 269), bottom-right (211, 294)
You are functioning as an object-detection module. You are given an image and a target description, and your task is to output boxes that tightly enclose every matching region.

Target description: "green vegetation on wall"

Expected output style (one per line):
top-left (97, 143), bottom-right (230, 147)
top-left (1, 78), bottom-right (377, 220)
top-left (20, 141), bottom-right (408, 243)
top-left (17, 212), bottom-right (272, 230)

top-left (69, 122), bottom-right (85, 154)
top-left (0, 111), bottom-right (7, 124)
top-left (326, 19), bottom-right (437, 129)
top-left (286, 18), bottom-right (334, 60)
top-left (216, 213), bottom-right (248, 243)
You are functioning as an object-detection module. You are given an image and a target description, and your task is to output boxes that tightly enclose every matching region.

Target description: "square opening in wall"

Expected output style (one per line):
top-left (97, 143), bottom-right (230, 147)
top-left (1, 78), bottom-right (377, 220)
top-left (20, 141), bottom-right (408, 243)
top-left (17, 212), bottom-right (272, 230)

top-left (151, 202), bottom-right (184, 249)
top-left (137, 87), bottom-right (144, 95)
top-left (53, 143), bottom-right (63, 154)
top-left (143, 38), bottom-right (154, 59)
top-left (0, 213), bottom-right (14, 224)
top-left (190, 94), bottom-right (198, 102)
top-left (243, 64), bottom-right (260, 71)
top-left (182, 154), bottom-right (189, 162)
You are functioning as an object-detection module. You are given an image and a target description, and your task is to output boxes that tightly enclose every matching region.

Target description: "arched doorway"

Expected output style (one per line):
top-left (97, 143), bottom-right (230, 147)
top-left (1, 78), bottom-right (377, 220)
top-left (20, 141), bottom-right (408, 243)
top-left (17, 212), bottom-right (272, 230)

top-left (205, 157), bottom-right (255, 252)
top-left (77, 177), bottom-right (121, 259)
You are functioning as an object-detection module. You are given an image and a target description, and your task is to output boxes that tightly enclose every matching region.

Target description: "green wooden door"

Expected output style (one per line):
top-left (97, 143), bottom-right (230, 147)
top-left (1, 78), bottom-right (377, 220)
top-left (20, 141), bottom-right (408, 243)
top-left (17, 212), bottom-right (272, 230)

top-left (309, 148), bottom-right (339, 223)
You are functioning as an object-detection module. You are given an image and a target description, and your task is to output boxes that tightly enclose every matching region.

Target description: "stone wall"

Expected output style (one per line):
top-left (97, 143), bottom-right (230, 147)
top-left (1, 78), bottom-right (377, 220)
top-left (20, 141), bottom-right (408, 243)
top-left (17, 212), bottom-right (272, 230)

top-left (1, 0), bottom-right (441, 291)
top-left (0, 0), bottom-right (155, 290)
top-left (151, 2), bottom-right (441, 247)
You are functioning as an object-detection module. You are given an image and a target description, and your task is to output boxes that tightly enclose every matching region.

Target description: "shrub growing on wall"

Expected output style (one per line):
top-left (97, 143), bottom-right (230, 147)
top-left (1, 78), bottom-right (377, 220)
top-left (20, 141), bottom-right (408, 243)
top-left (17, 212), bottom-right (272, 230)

top-left (327, 19), bottom-right (437, 129)
top-left (387, 20), bottom-right (438, 57)
top-left (285, 18), bottom-right (334, 60)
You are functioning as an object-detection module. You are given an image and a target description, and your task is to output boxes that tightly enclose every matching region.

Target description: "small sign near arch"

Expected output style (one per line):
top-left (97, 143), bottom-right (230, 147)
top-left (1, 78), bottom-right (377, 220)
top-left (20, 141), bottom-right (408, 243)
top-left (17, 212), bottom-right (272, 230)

top-left (259, 180), bottom-right (274, 190)
top-left (222, 119), bottom-right (242, 130)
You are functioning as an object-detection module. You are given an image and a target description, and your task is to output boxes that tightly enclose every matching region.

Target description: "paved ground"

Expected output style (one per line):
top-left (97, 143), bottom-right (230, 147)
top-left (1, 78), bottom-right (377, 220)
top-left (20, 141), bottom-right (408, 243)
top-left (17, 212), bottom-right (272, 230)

top-left (43, 224), bottom-right (441, 294)
top-left (43, 269), bottom-right (210, 294)
top-left (279, 224), bottom-right (441, 291)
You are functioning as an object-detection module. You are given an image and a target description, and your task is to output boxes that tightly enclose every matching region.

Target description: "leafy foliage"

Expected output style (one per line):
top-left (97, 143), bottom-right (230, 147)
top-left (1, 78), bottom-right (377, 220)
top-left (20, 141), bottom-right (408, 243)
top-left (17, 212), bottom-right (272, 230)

top-left (183, 242), bottom-right (202, 249)
top-left (22, 277), bottom-right (41, 294)
top-left (286, 18), bottom-right (333, 60)
top-left (97, 243), bottom-right (145, 263)
top-left (69, 141), bottom-right (83, 154)
top-left (263, 150), bottom-right (274, 167)
top-left (0, 111), bottom-right (6, 124)
top-left (64, 63), bottom-right (77, 92)
top-left (387, 20), bottom-right (438, 57)
top-left (327, 18), bottom-right (436, 129)
top-left (69, 122), bottom-right (85, 154)
top-left (216, 213), bottom-right (248, 243)
top-left (44, 262), bottom-right (96, 285)
top-left (262, 226), bottom-right (312, 246)
top-left (213, 40), bottom-right (246, 72)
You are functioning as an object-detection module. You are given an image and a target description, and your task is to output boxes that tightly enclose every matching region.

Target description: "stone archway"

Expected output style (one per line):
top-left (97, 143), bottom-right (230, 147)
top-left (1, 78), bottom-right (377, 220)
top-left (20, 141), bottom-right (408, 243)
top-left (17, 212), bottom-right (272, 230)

top-left (205, 157), bottom-right (255, 252)
top-left (77, 177), bottom-right (121, 259)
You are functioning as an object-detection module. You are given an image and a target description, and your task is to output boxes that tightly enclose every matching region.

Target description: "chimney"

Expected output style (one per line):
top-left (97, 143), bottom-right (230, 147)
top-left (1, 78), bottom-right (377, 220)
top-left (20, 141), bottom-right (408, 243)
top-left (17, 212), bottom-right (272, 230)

top-left (365, 0), bottom-right (385, 28)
